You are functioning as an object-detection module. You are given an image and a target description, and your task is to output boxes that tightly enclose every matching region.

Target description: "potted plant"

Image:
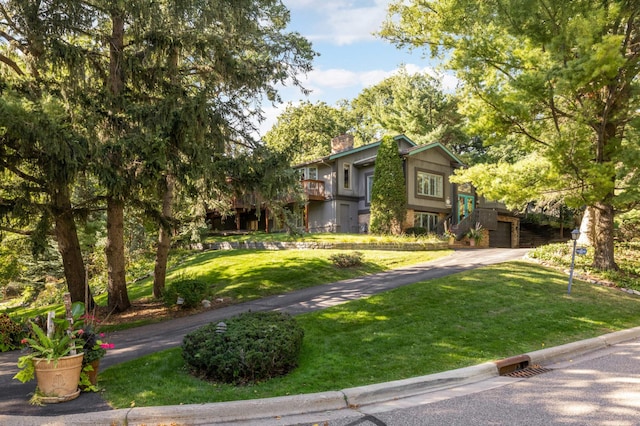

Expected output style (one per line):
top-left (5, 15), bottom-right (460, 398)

top-left (80, 313), bottom-right (114, 387)
top-left (14, 295), bottom-right (85, 403)
top-left (466, 222), bottom-right (484, 247)
top-left (443, 221), bottom-right (457, 244)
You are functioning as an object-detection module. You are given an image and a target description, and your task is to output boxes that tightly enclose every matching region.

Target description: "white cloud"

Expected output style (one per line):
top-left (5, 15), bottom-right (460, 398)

top-left (257, 63), bottom-right (459, 137)
top-left (285, 0), bottom-right (390, 46)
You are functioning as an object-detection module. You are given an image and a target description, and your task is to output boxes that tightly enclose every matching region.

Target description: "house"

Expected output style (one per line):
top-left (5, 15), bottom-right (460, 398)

top-left (295, 134), bottom-right (520, 248)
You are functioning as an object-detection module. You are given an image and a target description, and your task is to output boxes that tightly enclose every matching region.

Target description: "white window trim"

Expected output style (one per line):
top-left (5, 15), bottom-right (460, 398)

top-left (416, 171), bottom-right (443, 198)
top-left (343, 163), bottom-right (352, 190)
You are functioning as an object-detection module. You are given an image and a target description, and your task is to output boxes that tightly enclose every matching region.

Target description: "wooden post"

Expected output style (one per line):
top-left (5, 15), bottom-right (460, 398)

top-left (63, 293), bottom-right (77, 355)
top-left (46, 311), bottom-right (55, 339)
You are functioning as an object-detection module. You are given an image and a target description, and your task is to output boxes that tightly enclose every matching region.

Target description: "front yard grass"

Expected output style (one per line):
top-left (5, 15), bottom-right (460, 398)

top-left (3, 249), bottom-right (452, 328)
top-left (101, 260), bottom-right (640, 408)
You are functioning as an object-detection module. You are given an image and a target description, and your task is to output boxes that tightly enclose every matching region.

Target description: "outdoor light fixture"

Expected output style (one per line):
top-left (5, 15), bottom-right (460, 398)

top-left (567, 228), bottom-right (580, 294)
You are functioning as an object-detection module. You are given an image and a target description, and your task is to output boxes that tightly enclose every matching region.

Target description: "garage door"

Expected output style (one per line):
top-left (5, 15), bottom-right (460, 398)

top-left (490, 221), bottom-right (512, 248)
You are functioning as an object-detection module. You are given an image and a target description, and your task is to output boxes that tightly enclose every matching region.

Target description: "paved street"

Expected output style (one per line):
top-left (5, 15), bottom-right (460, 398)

top-left (275, 337), bottom-right (640, 426)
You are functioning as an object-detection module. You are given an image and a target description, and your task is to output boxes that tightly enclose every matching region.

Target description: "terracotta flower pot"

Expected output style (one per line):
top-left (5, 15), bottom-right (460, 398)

top-left (33, 352), bottom-right (84, 403)
top-left (87, 359), bottom-right (100, 386)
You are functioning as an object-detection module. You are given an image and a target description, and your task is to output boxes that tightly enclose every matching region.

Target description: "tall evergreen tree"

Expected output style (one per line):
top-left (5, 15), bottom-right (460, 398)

top-left (2, 0), bottom-right (315, 312)
top-left (0, 0), bottom-right (97, 306)
top-left (369, 135), bottom-right (407, 235)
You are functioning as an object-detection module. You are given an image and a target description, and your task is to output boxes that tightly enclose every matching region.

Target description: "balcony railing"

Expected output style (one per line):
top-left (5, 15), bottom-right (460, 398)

top-left (301, 179), bottom-right (326, 200)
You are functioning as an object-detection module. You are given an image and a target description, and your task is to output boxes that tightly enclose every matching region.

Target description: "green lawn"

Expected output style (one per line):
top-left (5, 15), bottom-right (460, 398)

top-left (100, 260), bottom-right (640, 408)
top-left (3, 249), bottom-right (451, 327)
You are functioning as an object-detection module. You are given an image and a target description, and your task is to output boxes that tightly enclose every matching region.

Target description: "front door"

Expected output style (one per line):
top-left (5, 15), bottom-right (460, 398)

top-left (340, 204), bottom-right (350, 233)
top-left (457, 195), bottom-right (475, 223)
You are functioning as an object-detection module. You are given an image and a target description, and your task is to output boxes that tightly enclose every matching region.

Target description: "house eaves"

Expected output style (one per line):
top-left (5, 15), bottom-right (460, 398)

top-left (293, 155), bottom-right (333, 168)
top-left (328, 134), bottom-right (417, 161)
top-left (328, 141), bottom-right (380, 160)
top-left (353, 155), bottom-right (377, 167)
top-left (404, 141), bottom-right (465, 166)
top-left (294, 134), bottom-right (420, 166)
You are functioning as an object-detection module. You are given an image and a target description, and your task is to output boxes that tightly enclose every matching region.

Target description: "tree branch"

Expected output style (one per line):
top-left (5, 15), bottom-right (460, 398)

top-left (0, 159), bottom-right (46, 186)
top-left (0, 225), bottom-right (33, 236)
top-left (0, 52), bottom-right (25, 76)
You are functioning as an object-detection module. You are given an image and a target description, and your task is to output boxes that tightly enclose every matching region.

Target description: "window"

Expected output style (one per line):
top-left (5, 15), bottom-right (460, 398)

top-left (343, 163), bottom-right (351, 189)
top-left (366, 174), bottom-right (374, 204)
top-left (414, 212), bottom-right (439, 232)
top-left (299, 166), bottom-right (318, 180)
top-left (416, 171), bottom-right (443, 198)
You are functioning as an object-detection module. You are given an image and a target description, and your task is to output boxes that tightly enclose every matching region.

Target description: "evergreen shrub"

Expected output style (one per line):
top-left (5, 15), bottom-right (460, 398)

top-left (182, 311), bottom-right (304, 384)
top-left (163, 279), bottom-right (210, 308)
top-left (405, 227), bottom-right (428, 236)
top-left (329, 251), bottom-right (363, 268)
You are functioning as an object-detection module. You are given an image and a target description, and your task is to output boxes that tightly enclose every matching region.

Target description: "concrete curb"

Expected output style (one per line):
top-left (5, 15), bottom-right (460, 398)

top-left (2, 327), bottom-right (640, 425)
top-left (526, 326), bottom-right (640, 366)
top-left (341, 362), bottom-right (498, 407)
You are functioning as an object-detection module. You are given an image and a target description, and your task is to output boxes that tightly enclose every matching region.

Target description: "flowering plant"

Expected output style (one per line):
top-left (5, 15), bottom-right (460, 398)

top-left (466, 222), bottom-right (484, 243)
top-left (14, 301), bottom-right (85, 383)
top-left (80, 313), bottom-right (114, 364)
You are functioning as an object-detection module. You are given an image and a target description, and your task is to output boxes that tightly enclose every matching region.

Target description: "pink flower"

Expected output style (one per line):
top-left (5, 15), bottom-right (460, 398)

top-left (77, 329), bottom-right (84, 335)
top-left (100, 333), bottom-right (105, 338)
top-left (20, 338), bottom-right (28, 344)
top-left (100, 343), bottom-right (115, 350)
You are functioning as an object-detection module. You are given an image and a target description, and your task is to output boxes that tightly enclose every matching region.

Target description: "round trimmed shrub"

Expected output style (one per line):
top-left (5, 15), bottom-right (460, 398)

top-left (182, 311), bottom-right (304, 384)
top-left (163, 279), bottom-right (210, 308)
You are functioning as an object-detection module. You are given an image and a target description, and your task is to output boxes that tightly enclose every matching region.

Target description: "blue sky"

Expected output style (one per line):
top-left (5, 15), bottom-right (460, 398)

top-left (258, 0), bottom-right (456, 136)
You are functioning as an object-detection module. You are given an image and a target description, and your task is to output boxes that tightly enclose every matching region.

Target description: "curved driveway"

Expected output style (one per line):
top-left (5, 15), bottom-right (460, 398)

top-left (0, 248), bottom-right (528, 418)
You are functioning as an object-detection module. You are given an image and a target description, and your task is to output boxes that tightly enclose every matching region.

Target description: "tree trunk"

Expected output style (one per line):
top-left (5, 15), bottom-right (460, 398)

top-left (104, 10), bottom-right (130, 313)
top-left (106, 197), bottom-right (130, 312)
top-left (153, 175), bottom-right (174, 298)
top-left (52, 186), bottom-right (95, 308)
top-left (577, 206), bottom-right (594, 246)
top-left (592, 200), bottom-right (618, 271)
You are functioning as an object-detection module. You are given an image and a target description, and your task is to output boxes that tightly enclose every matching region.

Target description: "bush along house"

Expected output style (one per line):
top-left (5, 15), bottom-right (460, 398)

top-left (295, 134), bottom-right (520, 248)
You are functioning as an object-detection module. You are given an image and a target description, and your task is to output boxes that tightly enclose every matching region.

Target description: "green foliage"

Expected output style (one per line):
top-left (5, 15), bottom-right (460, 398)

top-left (349, 66), bottom-right (469, 153)
top-left (264, 101), bottom-right (352, 164)
top-left (381, 0), bottom-right (640, 269)
top-left (0, 313), bottom-right (25, 352)
top-left (163, 279), bottom-right (211, 309)
top-left (616, 210), bottom-right (640, 242)
top-left (0, 245), bottom-right (20, 290)
top-left (329, 251), bottom-right (363, 268)
top-left (369, 135), bottom-right (407, 234)
top-left (181, 311), bottom-right (304, 384)
top-left (14, 311), bottom-right (84, 383)
top-left (529, 242), bottom-right (640, 290)
top-left (466, 222), bottom-right (484, 242)
top-left (404, 227), bottom-right (429, 236)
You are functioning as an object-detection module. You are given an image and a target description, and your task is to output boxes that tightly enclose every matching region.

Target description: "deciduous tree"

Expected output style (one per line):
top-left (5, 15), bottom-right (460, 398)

top-left (381, 0), bottom-right (640, 269)
top-left (264, 101), bottom-right (351, 164)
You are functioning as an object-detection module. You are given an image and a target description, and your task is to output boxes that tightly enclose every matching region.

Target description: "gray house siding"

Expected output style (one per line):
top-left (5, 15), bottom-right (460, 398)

top-left (295, 134), bottom-right (519, 246)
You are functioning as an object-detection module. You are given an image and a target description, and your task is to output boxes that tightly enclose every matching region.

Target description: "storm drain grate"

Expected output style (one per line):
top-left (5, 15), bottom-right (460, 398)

top-left (504, 365), bottom-right (553, 378)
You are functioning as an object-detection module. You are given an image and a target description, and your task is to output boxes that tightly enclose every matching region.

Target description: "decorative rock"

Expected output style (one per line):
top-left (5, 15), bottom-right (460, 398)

top-left (201, 299), bottom-right (211, 308)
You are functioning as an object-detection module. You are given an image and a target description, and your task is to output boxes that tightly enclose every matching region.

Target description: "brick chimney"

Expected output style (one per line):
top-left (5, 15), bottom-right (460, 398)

top-left (331, 134), bottom-right (354, 154)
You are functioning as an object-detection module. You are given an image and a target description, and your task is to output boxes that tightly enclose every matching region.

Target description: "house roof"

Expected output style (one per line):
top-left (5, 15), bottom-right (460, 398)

top-left (404, 142), bottom-right (464, 166)
top-left (293, 134), bottom-right (464, 168)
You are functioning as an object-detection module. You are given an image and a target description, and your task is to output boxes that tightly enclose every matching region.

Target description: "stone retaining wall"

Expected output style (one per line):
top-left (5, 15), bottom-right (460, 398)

top-left (202, 241), bottom-right (448, 251)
